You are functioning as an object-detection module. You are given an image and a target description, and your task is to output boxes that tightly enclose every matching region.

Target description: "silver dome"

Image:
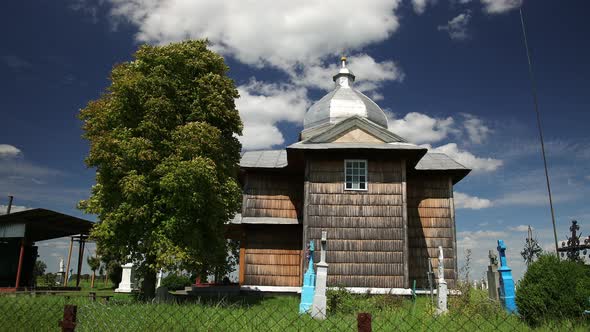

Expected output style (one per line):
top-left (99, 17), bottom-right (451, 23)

top-left (303, 57), bottom-right (389, 130)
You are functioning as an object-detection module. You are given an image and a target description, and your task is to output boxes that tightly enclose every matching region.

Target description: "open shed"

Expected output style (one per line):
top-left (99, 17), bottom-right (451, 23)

top-left (0, 208), bottom-right (93, 291)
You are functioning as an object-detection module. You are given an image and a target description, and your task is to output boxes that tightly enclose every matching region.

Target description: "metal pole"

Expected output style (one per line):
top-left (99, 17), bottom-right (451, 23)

top-left (6, 195), bottom-right (13, 214)
top-left (64, 237), bottom-right (73, 287)
top-left (75, 236), bottom-right (86, 287)
top-left (519, 8), bottom-right (559, 255)
top-left (15, 239), bottom-right (25, 289)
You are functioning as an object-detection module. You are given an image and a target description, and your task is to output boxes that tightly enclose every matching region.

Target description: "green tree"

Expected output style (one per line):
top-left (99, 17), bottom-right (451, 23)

top-left (33, 260), bottom-right (47, 278)
top-left (79, 40), bottom-right (243, 298)
top-left (516, 253), bottom-right (590, 326)
top-left (87, 256), bottom-right (101, 288)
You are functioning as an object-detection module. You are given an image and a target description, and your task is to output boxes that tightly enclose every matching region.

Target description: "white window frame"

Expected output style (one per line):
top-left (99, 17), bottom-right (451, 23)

top-left (344, 159), bottom-right (368, 191)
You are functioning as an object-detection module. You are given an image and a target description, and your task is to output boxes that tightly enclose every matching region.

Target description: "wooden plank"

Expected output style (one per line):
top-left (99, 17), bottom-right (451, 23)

top-left (244, 275), bottom-right (301, 287)
top-left (401, 159), bottom-right (409, 288)
top-left (308, 216), bottom-right (404, 228)
top-left (308, 183), bottom-right (402, 194)
top-left (327, 239), bottom-right (405, 252)
top-left (328, 263), bottom-right (405, 276)
top-left (327, 275), bottom-right (405, 288)
top-left (408, 228), bottom-right (454, 238)
top-left (449, 177), bottom-right (458, 283)
top-left (323, 251), bottom-right (404, 263)
top-left (309, 194), bottom-right (402, 206)
top-left (245, 254), bottom-right (301, 265)
top-left (307, 205), bottom-right (402, 217)
top-left (246, 248), bottom-right (302, 255)
top-left (245, 264), bottom-right (300, 276)
top-left (239, 235), bottom-right (246, 285)
top-left (307, 227), bottom-right (404, 240)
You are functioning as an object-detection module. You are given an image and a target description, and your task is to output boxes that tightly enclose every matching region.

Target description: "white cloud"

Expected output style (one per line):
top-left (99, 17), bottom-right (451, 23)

top-left (105, 0), bottom-right (402, 71)
top-left (0, 144), bottom-right (22, 158)
top-left (0, 205), bottom-right (30, 215)
top-left (461, 113), bottom-right (490, 144)
top-left (388, 112), bottom-right (456, 144)
top-left (236, 80), bottom-right (310, 150)
top-left (0, 159), bottom-right (63, 178)
top-left (495, 190), bottom-right (575, 207)
top-left (438, 11), bottom-right (472, 41)
top-left (425, 143), bottom-right (503, 172)
top-left (508, 225), bottom-right (532, 232)
top-left (454, 191), bottom-right (493, 209)
top-left (294, 54), bottom-right (404, 93)
top-left (481, 0), bottom-right (522, 14)
top-left (411, 0), bottom-right (436, 15)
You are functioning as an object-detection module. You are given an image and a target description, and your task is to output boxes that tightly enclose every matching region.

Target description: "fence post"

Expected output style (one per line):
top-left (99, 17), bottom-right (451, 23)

top-left (58, 304), bottom-right (77, 332)
top-left (357, 313), bottom-right (372, 332)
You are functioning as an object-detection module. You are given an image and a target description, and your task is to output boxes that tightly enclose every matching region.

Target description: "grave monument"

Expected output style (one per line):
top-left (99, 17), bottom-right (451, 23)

top-left (487, 250), bottom-right (499, 301)
top-left (497, 240), bottom-right (517, 313)
top-left (435, 246), bottom-right (448, 315)
top-left (115, 262), bottom-right (137, 293)
top-left (299, 241), bottom-right (315, 314)
top-left (311, 231), bottom-right (328, 320)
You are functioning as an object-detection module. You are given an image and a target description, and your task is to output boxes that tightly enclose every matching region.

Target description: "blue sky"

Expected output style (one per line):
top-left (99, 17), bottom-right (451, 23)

top-left (1, 0), bottom-right (589, 279)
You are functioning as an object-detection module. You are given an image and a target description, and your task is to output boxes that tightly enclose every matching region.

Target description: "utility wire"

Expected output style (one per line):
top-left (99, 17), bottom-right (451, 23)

top-left (519, 7), bottom-right (559, 255)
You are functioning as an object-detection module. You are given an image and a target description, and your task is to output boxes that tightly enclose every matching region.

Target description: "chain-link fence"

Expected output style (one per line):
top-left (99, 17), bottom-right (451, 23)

top-left (0, 293), bottom-right (588, 331)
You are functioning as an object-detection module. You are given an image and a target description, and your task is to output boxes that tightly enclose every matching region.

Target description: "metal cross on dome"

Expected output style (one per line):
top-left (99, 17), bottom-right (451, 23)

top-left (557, 220), bottom-right (590, 261)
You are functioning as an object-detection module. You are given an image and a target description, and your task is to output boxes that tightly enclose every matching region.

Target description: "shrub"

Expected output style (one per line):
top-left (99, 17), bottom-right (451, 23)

top-left (161, 274), bottom-right (192, 291)
top-left (516, 253), bottom-right (590, 326)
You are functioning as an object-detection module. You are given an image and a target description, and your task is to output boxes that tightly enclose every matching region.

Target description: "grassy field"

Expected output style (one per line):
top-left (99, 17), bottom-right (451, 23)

top-left (0, 290), bottom-right (587, 331)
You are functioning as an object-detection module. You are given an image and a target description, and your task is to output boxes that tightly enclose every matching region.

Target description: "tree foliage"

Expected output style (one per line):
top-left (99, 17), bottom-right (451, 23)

top-left (79, 40), bottom-right (243, 283)
top-left (87, 256), bottom-right (101, 272)
top-left (33, 260), bottom-right (47, 277)
top-left (516, 253), bottom-right (590, 326)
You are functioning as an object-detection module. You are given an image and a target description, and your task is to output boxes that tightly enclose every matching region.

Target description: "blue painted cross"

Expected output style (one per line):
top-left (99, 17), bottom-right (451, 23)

top-left (299, 241), bottom-right (316, 314)
top-left (497, 240), bottom-right (518, 314)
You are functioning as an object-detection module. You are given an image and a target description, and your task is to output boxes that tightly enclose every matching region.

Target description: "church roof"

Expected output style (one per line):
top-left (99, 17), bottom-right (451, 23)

top-left (239, 149), bottom-right (468, 172)
top-left (415, 153), bottom-right (468, 171)
top-left (240, 150), bottom-right (288, 168)
top-left (303, 57), bottom-right (389, 130)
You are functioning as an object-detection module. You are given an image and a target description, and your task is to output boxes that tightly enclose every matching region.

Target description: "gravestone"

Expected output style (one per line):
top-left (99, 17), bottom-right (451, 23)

top-left (115, 262), bottom-right (136, 293)
top-left (312, 231), bottom-right (329, 320)
top-left (497, 240), bottom-right (517, 313)
top-left (156, 269), bottom-right (163, 289)
top-left (57, 258), bottom-right (66, 286)
top-left (154, 286), bottom-right (175, 303)
top-left (435, 246), bottom-right (448, 315)
top-left (487, 250), bottom-right (500, 301)
top-left (299, 241), bottom-right (316, 314)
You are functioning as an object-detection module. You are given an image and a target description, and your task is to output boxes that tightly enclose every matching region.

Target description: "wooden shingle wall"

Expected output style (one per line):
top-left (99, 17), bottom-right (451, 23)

top-left (242, 225), bottom-right (302, 286)
top-left (242, 173), bottom-right (303, 219)
top-left (407, 175), bottom-right (456, 288)
top-left (305, 159), bottom-right (407, 288)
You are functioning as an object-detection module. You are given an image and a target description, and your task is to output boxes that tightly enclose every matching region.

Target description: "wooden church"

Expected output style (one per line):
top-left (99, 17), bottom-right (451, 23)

top-left (232, 57), bottom-right (470, 292)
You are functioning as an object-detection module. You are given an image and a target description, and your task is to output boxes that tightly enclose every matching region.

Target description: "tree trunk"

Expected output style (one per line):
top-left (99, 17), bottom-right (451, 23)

top-left (142, 270), bottom-right (157, 299)
top-left (91, 271), bottom-right (96, 288)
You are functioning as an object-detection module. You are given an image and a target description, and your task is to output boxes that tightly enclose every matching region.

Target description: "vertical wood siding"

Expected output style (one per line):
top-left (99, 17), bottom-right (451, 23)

top-left (305, 159), bottom-right (406, 288)
top-left (407, 175), bottom-right (456, 288)
top-left (242, 173), bottom-right (303, 219)
top-left (243, 225), bottom-right (302, 286)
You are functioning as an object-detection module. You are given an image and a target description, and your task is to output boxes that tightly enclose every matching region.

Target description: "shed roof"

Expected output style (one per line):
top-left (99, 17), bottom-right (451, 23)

top-left (0, 208), bottom-right (93, 242)
top-left (240, 150), bottom-right (288, 169)
top-left (415, 153), bottom-right (468, 171)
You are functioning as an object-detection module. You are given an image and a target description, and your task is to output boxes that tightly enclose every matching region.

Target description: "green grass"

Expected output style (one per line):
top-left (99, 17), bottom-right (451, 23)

top-left (0, 290), bottom-right (588, 331)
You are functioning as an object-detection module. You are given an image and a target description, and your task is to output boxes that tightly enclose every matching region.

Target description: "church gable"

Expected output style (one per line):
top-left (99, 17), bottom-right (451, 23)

top-left (331, 127), bottom-right (384, 143)
top-left (306, 115), bottom-right (407, 144)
